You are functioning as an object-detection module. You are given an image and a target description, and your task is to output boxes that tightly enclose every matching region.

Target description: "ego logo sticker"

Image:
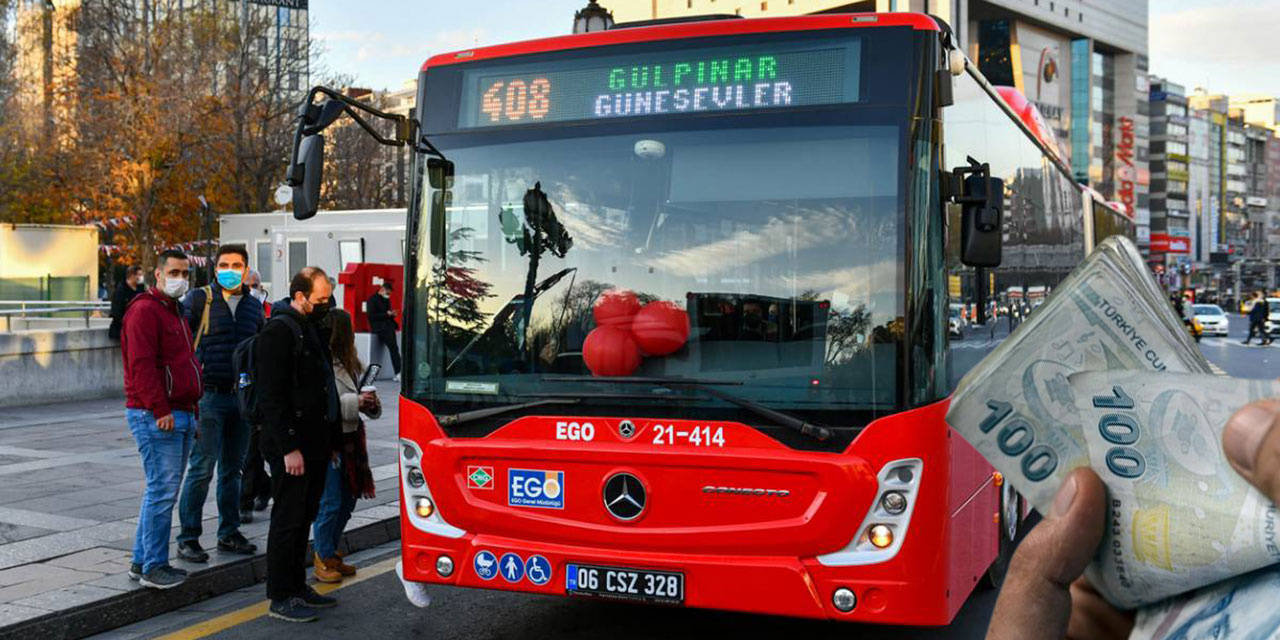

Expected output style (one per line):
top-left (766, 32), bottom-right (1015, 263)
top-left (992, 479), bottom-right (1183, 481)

top-left (467, 466), bottom-right (494, 490)
top-left (508, 468), bottom-right (564, 509)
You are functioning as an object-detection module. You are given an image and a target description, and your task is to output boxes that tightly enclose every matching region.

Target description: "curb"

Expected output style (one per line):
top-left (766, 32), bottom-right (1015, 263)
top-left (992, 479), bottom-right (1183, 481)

top-left (0, 516), bottom-right (401, 640)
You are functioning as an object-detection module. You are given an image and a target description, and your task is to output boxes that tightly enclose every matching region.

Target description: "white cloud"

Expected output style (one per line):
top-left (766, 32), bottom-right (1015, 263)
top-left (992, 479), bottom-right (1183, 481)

top-left (314, 30), bottom-right (386, 44)
top-left (1150, 2), bottom-right (1280, 94)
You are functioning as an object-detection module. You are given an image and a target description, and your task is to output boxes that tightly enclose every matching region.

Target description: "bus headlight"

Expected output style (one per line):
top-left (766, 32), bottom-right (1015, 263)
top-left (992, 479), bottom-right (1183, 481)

top-left (406, 467), bottom-right (425, 488)
top-left (880, 491), bottom-right (907, 515)
top-left (414, 496), bottom-right (435, 519)
top-left (868, 524), bottom-right (893, 549)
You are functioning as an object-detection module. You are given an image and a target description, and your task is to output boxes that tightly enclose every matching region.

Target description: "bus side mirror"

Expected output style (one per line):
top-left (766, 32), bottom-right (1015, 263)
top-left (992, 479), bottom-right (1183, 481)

top-left (290, 134), bottom-right (324, 220)
top-left (950, 157), bottom-right (1003, 267)
top-left (428, 158), bottom-right (455, 189)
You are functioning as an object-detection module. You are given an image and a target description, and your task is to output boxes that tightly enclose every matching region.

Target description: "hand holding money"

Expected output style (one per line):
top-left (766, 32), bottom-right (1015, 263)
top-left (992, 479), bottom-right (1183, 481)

top-left (1129, 400), bottom-right (1280, 640)
top-left (945, 236), bottom-right (1280, 637)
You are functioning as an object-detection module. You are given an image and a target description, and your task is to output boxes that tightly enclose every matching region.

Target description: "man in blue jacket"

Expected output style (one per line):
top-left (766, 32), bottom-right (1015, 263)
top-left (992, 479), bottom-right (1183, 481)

top-left (176, 245), bottom-right (264, 562)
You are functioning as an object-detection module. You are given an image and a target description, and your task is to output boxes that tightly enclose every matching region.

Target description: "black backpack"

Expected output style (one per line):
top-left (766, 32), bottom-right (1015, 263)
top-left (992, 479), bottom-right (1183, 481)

top-left (234, 314), bottom-right (303, 425)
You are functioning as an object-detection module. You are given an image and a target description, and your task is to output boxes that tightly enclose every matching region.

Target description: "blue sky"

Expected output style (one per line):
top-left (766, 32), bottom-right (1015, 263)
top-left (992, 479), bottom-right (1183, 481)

top-left (312, 0), bottom-right (1280, 97)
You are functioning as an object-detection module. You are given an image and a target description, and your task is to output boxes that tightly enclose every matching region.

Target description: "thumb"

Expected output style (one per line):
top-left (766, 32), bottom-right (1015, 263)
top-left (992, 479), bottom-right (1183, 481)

top-left (1223, 399), bottom-right (1280, 503)
top-left (986, 468), bottom-right (1107, 640)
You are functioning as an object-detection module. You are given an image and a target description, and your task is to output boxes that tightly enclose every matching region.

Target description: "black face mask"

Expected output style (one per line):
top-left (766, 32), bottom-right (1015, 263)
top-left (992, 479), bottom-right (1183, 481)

top-left (308, 301), bottom-right (332, 322)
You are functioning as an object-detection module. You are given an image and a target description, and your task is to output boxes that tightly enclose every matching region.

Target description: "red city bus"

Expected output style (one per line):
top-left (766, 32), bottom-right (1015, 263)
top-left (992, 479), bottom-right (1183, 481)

top-left (287, 11), bottom-right (1134, 626)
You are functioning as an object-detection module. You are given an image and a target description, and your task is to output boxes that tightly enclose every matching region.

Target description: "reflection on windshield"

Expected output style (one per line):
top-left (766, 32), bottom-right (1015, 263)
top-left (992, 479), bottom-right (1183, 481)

top-left (417, 125), bottom-right (903, 410)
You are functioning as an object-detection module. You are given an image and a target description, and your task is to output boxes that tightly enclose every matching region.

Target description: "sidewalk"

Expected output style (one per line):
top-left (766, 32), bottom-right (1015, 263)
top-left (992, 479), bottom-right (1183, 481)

top-left (0, 383), bottom-right (403, 640)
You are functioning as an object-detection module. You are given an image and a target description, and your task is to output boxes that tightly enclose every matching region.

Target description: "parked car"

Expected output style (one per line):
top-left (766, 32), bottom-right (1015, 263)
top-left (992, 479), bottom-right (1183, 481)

top-left (1266, 298), bottom-right (1280, 335)
top-left (948, 304), bottom-right (966, 337)
top-left (1193, 304), bottom-right (1229, 337)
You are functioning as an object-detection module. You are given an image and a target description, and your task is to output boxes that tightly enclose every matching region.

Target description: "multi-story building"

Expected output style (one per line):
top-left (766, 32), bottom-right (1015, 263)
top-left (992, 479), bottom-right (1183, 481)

top-left (1186, 108), bottom-right (1214, 264)
top-left (607, 0), bottom-right (1151, 251)
top-left (13, 0), bottom-right (309, 145)
top-left (1148, 77), bottom-right (1190, 273)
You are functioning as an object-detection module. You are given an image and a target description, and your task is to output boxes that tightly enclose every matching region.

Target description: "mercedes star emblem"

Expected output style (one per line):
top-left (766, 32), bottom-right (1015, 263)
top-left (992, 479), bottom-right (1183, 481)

top-left (603, 472), bottom-right (646, 521)
top-left (618, 420), bottom-right (636, 439)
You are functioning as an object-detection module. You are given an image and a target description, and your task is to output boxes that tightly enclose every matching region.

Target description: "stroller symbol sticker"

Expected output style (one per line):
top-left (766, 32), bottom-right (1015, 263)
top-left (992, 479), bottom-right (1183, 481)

top-left (474, 550), bottom-right (497, 580)
top-left (524, 555), bottom-right (552, 585)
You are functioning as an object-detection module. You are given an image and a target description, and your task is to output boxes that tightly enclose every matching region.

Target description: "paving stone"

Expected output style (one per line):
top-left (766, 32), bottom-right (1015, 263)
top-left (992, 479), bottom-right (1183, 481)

top-left (0, 603), bottom-right (49, 625)
top-left (10, 583), bottom-right (122, 610)
top-left (45, 547), bottom-right (131, 573)
top-left (0, 507), bottom-right (100, 532)
top-left (0, 532), bottom-right (99, 571)
top-left (0, 564), bottom-right (100, 603)
top-left (0, 525), bottom-right (51, 546)
top-left (84, 571), bottom-right (143, 593)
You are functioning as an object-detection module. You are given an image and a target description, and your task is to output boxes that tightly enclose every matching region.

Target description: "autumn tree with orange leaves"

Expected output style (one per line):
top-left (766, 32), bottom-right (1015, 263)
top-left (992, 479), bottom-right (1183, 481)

top-left (0, 0), bottom-right (315, 277)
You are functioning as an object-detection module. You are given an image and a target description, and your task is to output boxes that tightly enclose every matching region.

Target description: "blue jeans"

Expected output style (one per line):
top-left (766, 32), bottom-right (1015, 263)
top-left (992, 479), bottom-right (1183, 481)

top-left (312, 454), bottom-right (358, 559)
top-left (128, 409), bottom-right (195, 573)
top-left (177, 392), bottom-right (252, 543)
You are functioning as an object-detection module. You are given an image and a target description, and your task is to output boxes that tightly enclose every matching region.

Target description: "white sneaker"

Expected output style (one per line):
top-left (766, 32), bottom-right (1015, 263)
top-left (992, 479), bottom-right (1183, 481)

top-left (395, 561), bottom-right (432, 608)
top-left (393, 373), bottom-right (401, 382)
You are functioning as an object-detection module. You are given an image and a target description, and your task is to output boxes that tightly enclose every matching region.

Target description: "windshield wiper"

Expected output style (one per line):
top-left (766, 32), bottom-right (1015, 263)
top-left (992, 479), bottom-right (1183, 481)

top-left (541, 376), bottom-right (832, 442)
top-left (436, 398), bottom-right (579, 428)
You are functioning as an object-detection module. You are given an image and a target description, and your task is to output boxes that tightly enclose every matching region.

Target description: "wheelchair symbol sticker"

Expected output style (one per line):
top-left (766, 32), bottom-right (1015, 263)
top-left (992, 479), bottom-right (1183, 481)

top-left (524, 555), bottom-right (552, 585)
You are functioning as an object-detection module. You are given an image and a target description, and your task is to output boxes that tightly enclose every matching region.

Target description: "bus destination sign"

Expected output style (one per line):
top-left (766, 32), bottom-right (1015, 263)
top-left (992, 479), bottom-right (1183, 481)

top-left (458, 41), bottom-right (859, 128)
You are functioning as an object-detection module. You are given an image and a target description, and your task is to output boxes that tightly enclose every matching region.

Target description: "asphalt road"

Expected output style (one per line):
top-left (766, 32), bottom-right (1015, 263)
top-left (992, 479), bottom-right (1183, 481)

top-left (121, 543), bottom-right (1003, 640)
top-left (96, 315), bottom-right (1275, 640)
top-left (1195, 313), bottom-right (1280, 379)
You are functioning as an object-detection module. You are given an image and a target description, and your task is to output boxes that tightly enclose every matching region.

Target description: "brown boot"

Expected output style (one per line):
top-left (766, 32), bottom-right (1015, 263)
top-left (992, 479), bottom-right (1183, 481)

top-left (325, 555), bottom-right (357, 577)
top-left (313, 553), bottom-right (342, 583)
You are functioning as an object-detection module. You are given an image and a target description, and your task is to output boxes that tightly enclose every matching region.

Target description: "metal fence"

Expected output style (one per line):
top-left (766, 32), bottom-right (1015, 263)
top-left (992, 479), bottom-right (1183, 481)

top-left (0, 276), bottom-right (91, 303)
top-left (0, 300), bottom-right (110, 331)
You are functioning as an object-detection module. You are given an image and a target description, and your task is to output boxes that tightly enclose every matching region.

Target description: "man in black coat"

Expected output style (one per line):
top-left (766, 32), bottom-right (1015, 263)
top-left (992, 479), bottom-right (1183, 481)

top-left (257, 267), bottom-right (341, 623)
top-left (1244, 292), bottom-right (1272, 345)
top-left (366, 281), bottom-right (401, 381)
top-left (108, 265), bottom-right (145, 340)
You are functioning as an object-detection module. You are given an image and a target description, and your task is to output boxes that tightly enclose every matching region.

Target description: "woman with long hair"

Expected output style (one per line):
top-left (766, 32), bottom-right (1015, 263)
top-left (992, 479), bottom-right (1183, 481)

top-left (312, 308), bottom-right (379, 583)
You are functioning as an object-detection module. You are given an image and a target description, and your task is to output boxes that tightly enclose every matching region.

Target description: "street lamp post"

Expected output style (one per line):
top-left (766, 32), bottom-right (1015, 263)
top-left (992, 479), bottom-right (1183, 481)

top-left (198, 195), bottom-right (213, 284)
top-left (573, 0), bottom-right (614, 34)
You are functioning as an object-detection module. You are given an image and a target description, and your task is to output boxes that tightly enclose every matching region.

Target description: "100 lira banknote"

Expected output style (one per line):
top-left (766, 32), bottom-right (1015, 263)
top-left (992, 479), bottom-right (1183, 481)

top-left (947, 237), bottom-right (1211, 511)
top-left (1070, 371), bottom-right (1280, 609)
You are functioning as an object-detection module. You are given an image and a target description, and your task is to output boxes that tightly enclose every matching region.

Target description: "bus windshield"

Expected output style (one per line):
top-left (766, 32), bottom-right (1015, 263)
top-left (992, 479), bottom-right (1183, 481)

top-left (411, 120), bottom-right (904, 425)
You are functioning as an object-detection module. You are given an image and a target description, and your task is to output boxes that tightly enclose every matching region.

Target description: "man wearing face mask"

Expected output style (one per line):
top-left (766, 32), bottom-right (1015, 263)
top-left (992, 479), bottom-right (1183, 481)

top-left (365, 281), bottom-right (401, 382)
top-left (120, 250), bottom-right (201, 589)
top-left (175, 245), bottom-right (264, 563)
top-left (256, 267), bottom-right (342, 623)
top-left (238, 270), bottom-right (273, 522)
top-left (108, 265), bottom-right (146, 341)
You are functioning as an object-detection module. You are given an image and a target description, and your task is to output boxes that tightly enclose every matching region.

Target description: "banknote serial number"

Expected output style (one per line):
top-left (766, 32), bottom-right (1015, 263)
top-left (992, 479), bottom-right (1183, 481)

top-left (980, 400), bottom-right (1059, 481)
top-left (1091, 385), bottom-right (1147, 478)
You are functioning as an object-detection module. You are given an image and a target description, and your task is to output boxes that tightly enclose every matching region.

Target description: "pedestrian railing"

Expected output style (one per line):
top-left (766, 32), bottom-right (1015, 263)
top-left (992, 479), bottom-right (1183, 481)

top-left (0, 300), bottom-right (112, 331)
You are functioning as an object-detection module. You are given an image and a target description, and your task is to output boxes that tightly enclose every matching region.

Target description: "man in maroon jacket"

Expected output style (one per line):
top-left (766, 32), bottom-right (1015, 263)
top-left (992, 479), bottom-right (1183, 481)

top-left (120, 249), bottom-right (203, 590)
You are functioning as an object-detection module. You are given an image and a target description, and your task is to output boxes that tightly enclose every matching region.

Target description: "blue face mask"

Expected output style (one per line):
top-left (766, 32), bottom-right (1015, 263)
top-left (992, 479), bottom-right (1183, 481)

top-left (216, 269), bottom-right (243, 290)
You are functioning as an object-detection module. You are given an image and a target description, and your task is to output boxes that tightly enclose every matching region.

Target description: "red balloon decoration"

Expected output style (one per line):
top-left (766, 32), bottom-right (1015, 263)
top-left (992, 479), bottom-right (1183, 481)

top-left (593, 289), bottom-right (641, 329)
top-left (582, 326), bottom-right (641, 377)
top-left (631, 301), bottom-right (689, 356)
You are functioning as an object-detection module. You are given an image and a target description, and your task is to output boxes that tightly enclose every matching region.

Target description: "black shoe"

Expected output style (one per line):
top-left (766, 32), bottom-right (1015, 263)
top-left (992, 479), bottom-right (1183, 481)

top-left (240, 509), bottom-right (254, 524)
top-left (254, 496), bottom-right (270, 512)
top-left (268, 597), bottom-right (317, 623)
top-left (129, 563), bottom-right (186, 580)
top-left (177, 540), bottom-right (209, 563)
top-left (217, 532), bottom-right (257, 555)
top-left (139, 565), bottom-right (186, 590)
top-left (300, 585), bottom-right (338, 609)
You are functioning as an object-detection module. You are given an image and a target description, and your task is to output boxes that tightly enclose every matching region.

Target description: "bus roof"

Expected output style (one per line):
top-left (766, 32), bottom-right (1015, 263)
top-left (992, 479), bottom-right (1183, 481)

top-left (423, 12), bottom-right (939, 70)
